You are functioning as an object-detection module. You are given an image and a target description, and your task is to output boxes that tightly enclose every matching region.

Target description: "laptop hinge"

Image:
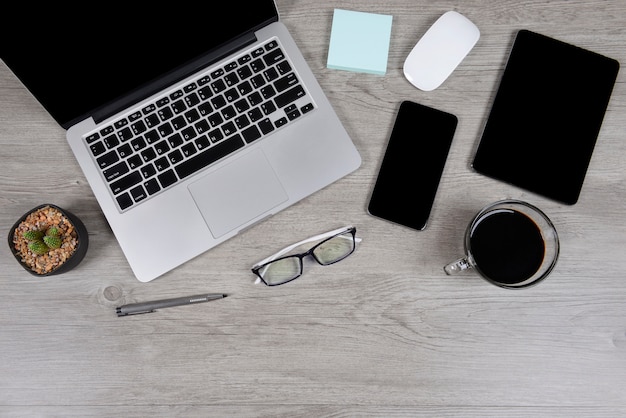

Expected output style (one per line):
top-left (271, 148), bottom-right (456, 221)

top-left (91, 32), bottom-right (258, 125)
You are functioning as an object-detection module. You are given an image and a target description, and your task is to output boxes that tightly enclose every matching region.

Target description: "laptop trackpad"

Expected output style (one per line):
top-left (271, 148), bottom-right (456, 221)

top-left (188, 149), bottom-right (288, 238)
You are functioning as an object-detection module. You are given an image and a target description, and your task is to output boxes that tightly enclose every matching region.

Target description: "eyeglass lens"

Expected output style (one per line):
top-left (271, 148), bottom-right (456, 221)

top-left (312, 230), bottom-right (355, 265)
top-left (257, 229), bottom-right (355, 285)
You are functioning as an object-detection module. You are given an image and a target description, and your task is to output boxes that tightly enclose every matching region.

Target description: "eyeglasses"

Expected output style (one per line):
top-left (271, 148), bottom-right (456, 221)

top-left (251, 226), bottom-right (360, 286)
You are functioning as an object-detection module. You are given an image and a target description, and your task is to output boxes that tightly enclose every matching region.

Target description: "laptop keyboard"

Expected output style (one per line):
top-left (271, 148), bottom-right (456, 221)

top-left (84, 39), bottom-right (315, 212)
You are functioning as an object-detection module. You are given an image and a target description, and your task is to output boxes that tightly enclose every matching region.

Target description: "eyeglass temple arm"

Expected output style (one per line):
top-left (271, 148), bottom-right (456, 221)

top-left (253, 226), bottom-right (361, 267)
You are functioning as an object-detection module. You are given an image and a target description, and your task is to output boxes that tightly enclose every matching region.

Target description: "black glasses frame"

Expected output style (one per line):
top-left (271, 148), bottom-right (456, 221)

top-left (251, 227), bottom-right (357, 286)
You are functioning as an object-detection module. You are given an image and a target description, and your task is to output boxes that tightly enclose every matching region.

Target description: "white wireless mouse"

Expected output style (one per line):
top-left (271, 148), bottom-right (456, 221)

top-left (403, 11), bottom-right (480, 91)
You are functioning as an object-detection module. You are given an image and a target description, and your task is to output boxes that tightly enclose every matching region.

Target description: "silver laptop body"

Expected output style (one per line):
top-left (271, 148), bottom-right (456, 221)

top-left (3, 3), bottom-right (361, 282)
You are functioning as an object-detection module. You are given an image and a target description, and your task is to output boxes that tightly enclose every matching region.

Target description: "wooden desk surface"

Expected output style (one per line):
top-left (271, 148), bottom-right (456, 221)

top-left (2, 1), bottom-right (626, 416)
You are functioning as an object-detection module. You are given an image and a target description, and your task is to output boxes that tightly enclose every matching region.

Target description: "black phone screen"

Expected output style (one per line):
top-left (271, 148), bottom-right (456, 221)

top-left (368, 101), bottom-right (458, 230)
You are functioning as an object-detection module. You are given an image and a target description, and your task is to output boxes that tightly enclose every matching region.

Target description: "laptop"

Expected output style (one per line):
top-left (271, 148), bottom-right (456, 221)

top-left (1, 2), bottom-right (361, 282)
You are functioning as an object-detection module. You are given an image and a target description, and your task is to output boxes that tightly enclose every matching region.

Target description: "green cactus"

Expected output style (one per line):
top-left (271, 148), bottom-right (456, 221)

top-left (28, 240), bottom-right (49, 255)
top-left (23, 230), bottom-right (44, 241)
top-left (43, 235), bottom-right (62, 249)
top-left (23, 228), bottom-right (63, 254)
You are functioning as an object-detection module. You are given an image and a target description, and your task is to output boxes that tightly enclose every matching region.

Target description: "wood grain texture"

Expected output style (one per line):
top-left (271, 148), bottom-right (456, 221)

top-left (1, 1), bottom-right (625, 416)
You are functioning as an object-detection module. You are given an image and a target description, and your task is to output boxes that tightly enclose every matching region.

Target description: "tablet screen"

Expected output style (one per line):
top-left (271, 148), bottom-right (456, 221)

top-left (472, 30), bottom-right (619, 205)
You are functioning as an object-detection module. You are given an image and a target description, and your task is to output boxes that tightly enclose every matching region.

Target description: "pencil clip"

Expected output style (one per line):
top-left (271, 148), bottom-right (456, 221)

top-left (116, 308), bottom-right (156, 317)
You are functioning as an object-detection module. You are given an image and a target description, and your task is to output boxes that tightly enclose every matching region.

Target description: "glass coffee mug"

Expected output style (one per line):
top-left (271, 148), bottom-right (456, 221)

top-left (444, 200), bottom-right (559, 289)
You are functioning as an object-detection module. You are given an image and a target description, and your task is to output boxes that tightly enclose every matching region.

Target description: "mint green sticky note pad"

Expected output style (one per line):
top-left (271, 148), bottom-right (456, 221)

top-left (327, 9), bottom-right (393, 75)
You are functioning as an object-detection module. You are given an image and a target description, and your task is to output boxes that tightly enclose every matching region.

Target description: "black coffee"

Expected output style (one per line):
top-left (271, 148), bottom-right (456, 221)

top-left (470, 209), bottom-right (545, 285)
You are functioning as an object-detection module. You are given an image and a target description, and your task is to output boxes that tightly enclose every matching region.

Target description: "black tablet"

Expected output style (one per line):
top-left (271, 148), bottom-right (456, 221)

top-left (472, 30), bottom-right (619, 205)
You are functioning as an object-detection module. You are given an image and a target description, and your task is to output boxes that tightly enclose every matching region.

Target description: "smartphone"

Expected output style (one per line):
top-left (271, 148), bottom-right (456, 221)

top-left (368, 101), bottom-right (458, 230)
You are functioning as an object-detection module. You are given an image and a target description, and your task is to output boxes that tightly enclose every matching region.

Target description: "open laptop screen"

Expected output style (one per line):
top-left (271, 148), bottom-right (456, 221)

top-left (0, 2), bottom-right (278, 128)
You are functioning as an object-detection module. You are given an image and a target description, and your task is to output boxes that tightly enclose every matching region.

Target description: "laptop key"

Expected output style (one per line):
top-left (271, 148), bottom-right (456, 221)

top-left (145, 114), bottom-right (160, 128)
top-left (171, 115), bottom-right (187, 130)
top-left (248, 107), bottom-right (263, 122)
top-left (144, 130), bottom-right (160, 144)
top-left (263, 67), bottom-right (279, 82)
top-left (170, 90), bottom-right (184, 100)
top-left (208, 129), bottom-right (224, 144)
top-left (275, 85), bottom-right (305, 108)
top-left (154, 157), bottom-right (170, 172)
top-left (237, 65), bottom-right (253, 80)
top-left (117, 143), bottom-right (133, 158)
top-left (110, 171), bottom-right (142, 194)
top-left (175, 134), bottom-right (245, 179)
top-left (141, 148), bottom-right (157, 163)
top-left (103, 134), bottom-right (119, 149)
top-left (158, 169), bottom-right (178, 188)
top-left (248, 91), bottom-right (263, 106)
top-left (103, 161), bottom-right (130, 182)
top-left (196, 134), bottom-right (212, 149)
top-left (263, 48), bottom-right (284, 65)
top-left (197, 75), bottom-right (211, 86)
top-left (181, 142), bottom-right (197, 157)
top-left (127, 154), bottom-right (143, 169)
top-left (142, 104), bottom-right (156, 115)
top-left (258, 119), bottom-right (274, 135)
top-left (261, 85), bottom-right (276, 99)
top-left (211, 95), bottom-right (227, 110)
top-left (185, 92), bottom-right (200, 107)
top-left (274, 117), bottom-right (288, 128)
top-left (211, 79), bottom-right (227, 94)
top-left (222, 121), bottom-right (236, 136)
top-left (250, 58), bottom-right (265, 73)
top-left (130, 185), bottom-right (147, 203)
top-left (224, 73), bottom-right (239, 87)
top-left (116, 193), bottom-right (133, 211)
top-left (208, 113), bottom-right (224, 128)
top-left (221, 105), bottom-right (237, 120)
top-left (274, 73), bottom-right (298, 92)
top-left (131, 120), bottom-right (147, 135)
top-left (90, 141), bottom-right (106, 157)
top-left (141, 163), bottom-right (157, 179)
top-left (85, 133), bottom-right (100, 144)
top-left (184, 108), bottom-right (200, 123)
top-left (156, 97), bottom-right (170, 107)
top-left (168, 149), bottom-right (184, 165)
top-left (183, 82), bottom-right (197, 93)
top-left (242, 125), bottom-right (262, 144)
top-left (261, 101), bottom-right (276, 115)
top-left (181, 126), bottom-right (197, 141)
top-left (97, 150), bottom-right (119, 168)
top-left (198, 102), bottom-right (213, 116)
top-left (171, 99), bottom-right (187, 114)
top-left (100, 126), bottom-right (114, 136)
top-left (286, 108), bottom-right (301, 121)
top-left (144, 178), bottom-right (161, 195)
top-left (198, 86), bottom-right (213, 100)
top-left (276, 60), bottom-right (292, 75)
top-left (117, 127), bottom-right (133, 142)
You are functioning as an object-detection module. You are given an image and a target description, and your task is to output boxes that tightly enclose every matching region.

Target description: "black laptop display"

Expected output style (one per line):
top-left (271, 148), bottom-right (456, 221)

top-left (0, 5), bottom-right (277, 129)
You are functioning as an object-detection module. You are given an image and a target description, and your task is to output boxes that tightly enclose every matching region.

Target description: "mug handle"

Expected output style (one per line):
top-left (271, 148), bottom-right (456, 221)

top-left (444, 257), bottom-right (472, 275)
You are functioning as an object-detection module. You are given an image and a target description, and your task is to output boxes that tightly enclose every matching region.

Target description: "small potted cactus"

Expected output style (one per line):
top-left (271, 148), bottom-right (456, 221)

top-left (23, 227), bottom-right (63, 254)
top-left (9, 204), bottom-right (89, 276)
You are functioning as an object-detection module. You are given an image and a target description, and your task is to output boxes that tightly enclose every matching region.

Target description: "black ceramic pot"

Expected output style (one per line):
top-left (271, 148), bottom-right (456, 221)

top-left (8, 204), bottom-right (89, 276)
